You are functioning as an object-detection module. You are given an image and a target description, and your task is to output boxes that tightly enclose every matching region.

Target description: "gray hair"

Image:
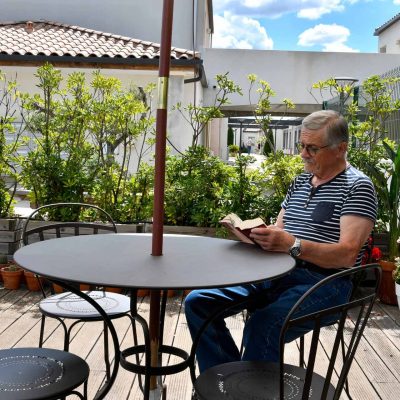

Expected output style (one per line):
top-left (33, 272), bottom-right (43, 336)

top-left (302, 110), bottom-right (348, 145)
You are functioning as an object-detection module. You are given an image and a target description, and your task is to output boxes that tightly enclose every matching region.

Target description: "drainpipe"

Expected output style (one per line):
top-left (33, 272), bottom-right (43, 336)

top-left (184, 61), bottom-right (207, 86)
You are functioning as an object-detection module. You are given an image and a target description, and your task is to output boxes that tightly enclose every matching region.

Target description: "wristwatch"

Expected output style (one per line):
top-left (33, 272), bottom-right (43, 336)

top-left (289, 237), bottom-right (302, 258)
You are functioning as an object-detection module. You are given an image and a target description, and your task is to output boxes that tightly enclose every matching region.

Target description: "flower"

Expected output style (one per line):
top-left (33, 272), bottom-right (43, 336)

top-left (371, 247), bottom-right (383, 261)
top-left (361, 235), bottom-right (383, 265)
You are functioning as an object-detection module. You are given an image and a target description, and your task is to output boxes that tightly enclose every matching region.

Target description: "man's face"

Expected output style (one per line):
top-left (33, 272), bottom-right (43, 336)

top-left (298, 127), bottom-right (343, 177)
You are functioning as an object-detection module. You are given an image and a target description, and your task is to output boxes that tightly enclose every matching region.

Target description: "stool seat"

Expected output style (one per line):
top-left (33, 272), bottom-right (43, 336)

top-left (195, 361), bottom-right (334, 399)
top-left (0, 347), bottom-right (89, 400)
top-left (39, 291), bottom-right (131, 319)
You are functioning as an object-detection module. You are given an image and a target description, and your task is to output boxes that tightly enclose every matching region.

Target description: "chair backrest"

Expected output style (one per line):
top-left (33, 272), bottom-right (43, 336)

top-left (21, 203), bottom-right (118, 295)
top-left (22, 202), bottom-right (117, 246)
top-left (279, 263), bottom-right (381, 400)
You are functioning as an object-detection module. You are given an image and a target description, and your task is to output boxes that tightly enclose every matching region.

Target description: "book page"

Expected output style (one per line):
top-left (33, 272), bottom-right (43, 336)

top-left (237, 217), bottom-right (266, 230)
top-left (219, 213), bottom-right (266, 244)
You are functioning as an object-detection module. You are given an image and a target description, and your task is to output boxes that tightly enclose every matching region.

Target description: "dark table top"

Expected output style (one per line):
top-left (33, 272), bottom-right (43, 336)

top-left (14, 233), bottom-right (295, 290)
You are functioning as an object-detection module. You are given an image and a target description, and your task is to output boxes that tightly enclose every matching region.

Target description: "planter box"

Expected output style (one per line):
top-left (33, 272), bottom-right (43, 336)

top-left (0, 218), bottom-right (23, 260)
top-left (19, 220), bottom-right (148, 246)
top-left (153, 225), bottom-right (217, 238)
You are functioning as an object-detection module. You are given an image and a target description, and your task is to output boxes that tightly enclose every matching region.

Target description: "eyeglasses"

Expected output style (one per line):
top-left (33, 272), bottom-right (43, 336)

top-left (296, 142), bottom-right (330, 156)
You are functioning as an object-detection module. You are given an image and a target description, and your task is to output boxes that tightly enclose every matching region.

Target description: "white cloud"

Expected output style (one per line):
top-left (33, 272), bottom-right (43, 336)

top-left (297, 1), bottom-right (344, 20)
top-left (298, 24), bottom-right (359, 52)
top-left (394, 0), bottom-right (400, 5)
top-left (213, 12), bottom-right (273, 49)
top-left (214, 0), bottom-right (345, 20)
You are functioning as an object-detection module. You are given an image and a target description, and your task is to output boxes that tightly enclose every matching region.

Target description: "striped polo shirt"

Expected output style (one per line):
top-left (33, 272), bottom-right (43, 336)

top-left (281, 165), bottom-right (377, 267)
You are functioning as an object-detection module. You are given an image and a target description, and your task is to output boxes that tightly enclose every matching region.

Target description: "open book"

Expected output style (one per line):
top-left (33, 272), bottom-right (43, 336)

top-left (219, 213), bottom-right (266, 244)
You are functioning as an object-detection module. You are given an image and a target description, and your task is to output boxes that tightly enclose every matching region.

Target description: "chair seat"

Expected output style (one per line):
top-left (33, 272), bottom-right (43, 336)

top-left (39, 290), bottom-right (131, 319)
top-left (0, 347), bottom-right (89, 400)
top-left (195, 361), bottom-right (335, 400)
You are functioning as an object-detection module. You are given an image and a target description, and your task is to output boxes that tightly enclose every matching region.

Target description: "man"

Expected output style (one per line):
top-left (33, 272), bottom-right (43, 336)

top-left (246, 138), bottom-right (252, 154)
top-left (185, 110), bottom-right (377, 373)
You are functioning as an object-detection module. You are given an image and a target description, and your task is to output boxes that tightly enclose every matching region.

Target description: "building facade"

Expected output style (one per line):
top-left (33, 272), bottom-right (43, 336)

top-left (374, 13), bottom-right (400, 54)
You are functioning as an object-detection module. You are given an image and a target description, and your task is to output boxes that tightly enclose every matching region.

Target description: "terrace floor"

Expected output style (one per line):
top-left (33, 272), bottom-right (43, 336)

top-left (0, 286), bottom-right (399, 399)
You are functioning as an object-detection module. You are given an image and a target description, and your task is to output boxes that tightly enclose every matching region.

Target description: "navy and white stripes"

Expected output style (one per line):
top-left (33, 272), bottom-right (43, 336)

top-left (282, 165), bottom-right (377, 267)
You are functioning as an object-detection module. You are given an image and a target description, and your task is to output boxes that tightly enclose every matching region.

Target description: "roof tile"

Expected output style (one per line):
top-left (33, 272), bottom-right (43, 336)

top-left (0, 20), bottom-right (199, 60)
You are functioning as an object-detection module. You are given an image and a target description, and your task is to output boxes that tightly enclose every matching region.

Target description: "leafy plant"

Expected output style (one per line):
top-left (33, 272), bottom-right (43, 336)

top-left (172, 73), bottom-right (242, 149)
top-left (108, 163), bottom-right (155, 223)
top-left (228, 144), bottom-right (239, 155)
top-left (0, 71), bottom-right (25, 217)
top-left (393, 254), bottom-right (400, 284)
top-left (227, 126), bottom-right (234, 146)
top-left (247, 74), bottom-right (295, 155)
top-left (89, 72), bottom-right (156, 219)
top-left (2, 262), bottom-right (20, 272)
top-left (224, 154), bottom-right (270, 221)
top-left (19, 64), bottom-right (97, 215)
top-left (364, 141), bottom-right (400, 261)
top-left (165, 146), bottom-right (232, 226)
top-left (260, 151), bottom-right (304, 222)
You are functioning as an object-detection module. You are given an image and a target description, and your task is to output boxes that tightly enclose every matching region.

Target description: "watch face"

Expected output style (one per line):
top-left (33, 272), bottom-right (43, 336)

top-left (290, 246), bottom-right (301, 257)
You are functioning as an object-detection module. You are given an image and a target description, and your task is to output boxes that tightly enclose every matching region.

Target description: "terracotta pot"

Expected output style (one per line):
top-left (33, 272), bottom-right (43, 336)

top-left (137, 289), bottom-right (150, 297)
top-left (0, 263), bottom-right (8, 283)
top-left (378, 260), bottom-right (398, 305)
top-left (163, 289), bottom-right (175, 298)
top-left (183, 289), bottom-right (192, 296)
top-left (80, 284), bottom-right (91, 291)
top-left (23, 270), bottom-right (42, 291)
top-left (1, 266), bottom-right (23, 290)
top-left (105, 286), bottom-right (123, 293)
top-left (52, 283), bottom-right (64, 293)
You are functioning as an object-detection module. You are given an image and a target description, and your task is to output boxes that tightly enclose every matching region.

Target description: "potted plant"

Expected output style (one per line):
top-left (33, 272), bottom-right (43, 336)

top-left (228, 144), bottom-right (239, 157)
top-left (1, 262), bottom-right (23, 289)
top-left (366, 141), bottom-right (400, 305)
top-left (23, 270), bottom-right (43, 291)
top-left (393, 238), bottom-right (400, 309)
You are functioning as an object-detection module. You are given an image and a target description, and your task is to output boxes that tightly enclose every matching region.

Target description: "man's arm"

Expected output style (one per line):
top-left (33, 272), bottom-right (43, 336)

top-left (250, 214), bottom-right (374, 269)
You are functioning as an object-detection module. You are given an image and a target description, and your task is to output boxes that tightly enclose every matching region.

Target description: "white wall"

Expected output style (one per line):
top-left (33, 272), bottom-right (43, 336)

top-left (378, 20), bottom-right (400, 53)
top-left (0, 0), bottom-right (210, 52)
top-left (203, 49), bottom-right (400, 111)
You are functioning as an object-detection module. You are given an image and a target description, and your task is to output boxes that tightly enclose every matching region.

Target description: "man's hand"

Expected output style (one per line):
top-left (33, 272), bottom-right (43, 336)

top-left (249, 226), bottom-right (295, 253)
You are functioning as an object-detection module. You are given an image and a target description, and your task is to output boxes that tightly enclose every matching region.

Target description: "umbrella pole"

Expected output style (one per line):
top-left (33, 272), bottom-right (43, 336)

top-left (150, 0), bottom-right (174, 394)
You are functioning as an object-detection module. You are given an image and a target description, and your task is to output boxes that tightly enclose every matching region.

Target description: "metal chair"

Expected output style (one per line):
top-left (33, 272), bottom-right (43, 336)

top-left (0, 347), bottom-right (89, 399)
top-left (20, 202), bottom-right (140, 383)
top-left (190, 263), bottom-right (381, 400)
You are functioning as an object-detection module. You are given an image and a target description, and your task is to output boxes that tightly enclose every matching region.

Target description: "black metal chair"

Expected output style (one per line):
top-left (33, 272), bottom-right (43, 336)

top-left (190, 263), bottom-right (381, 400)
top-left (0, 347), bottom-right (89, 399)
top-left (20, 202), bottom-right (140, 383)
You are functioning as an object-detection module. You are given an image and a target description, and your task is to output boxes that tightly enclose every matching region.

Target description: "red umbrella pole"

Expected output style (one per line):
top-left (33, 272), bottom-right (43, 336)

top-left (152, 2), bottom-right (174, 256)
top-left (149, 0), bottom-right (174, 393)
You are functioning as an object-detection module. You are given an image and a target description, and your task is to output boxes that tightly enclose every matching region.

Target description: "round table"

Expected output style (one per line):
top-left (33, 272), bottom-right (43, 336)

top-left (14, 233), bottom-right (295, 399)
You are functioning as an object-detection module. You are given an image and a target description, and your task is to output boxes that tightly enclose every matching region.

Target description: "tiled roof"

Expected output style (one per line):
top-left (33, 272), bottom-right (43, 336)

top-left (374, 13), bottom-right (400, 36)
top-left (0, 20), bottom-right (199, 61)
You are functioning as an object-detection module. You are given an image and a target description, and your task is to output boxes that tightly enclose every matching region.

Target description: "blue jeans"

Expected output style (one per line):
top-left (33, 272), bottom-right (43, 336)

top-left (184, 267), bottom-right (352, 373)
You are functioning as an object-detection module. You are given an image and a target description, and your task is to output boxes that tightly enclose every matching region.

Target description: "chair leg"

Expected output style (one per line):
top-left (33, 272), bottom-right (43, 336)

top-left (65, 320), bottom-right (81, 351)
top-left (103, 321), bottom-right (111, 381)
top-left (239, 309), bottom-right (250, 356)
top-left (39, 315), bottom-right (46, 347)
top-left (340, 330), bottom-right (351, 398)
top-left (299, 335), bottom-right (305, 367)
top-left (129, 314), bottom-right (144, 391)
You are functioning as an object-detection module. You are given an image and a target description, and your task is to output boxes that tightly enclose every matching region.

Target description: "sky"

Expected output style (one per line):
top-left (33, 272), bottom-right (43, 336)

top-left (212, 0), bottom-right (400, 53)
